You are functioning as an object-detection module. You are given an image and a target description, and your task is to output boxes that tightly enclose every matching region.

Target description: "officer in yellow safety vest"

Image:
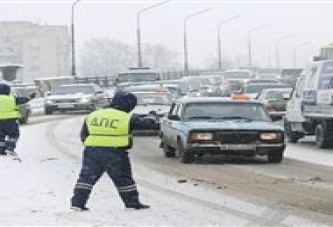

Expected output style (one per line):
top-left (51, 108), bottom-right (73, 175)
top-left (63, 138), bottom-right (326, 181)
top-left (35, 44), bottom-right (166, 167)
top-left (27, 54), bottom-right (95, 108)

top-left (0, 83), bottom-right (35, 157)
top-left (70, 91), bottom-right (159, 211)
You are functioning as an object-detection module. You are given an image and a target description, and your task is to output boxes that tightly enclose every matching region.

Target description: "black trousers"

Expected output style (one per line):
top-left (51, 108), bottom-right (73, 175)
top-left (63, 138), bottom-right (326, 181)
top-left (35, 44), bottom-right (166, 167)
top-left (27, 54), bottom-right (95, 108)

top-left (71, 146), bottom-right (140, 208)
top-left (0, 119), bottom-right (20, 154)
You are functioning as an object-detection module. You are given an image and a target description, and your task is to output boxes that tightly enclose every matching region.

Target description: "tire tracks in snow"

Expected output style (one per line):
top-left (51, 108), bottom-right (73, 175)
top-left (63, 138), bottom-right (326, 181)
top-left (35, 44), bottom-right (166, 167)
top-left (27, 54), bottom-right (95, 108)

top-left (45, 117), bottom-right (295, 226)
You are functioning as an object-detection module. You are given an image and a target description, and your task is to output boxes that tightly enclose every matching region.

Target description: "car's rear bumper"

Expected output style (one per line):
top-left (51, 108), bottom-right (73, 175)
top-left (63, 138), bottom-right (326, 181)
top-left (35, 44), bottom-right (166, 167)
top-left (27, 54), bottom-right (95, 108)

top-left (45, 103), bottom-right (95, 112)
top-left (132, 129), bottom-right (160, 136)
top-left (268, 111), bottom-right (286, 117)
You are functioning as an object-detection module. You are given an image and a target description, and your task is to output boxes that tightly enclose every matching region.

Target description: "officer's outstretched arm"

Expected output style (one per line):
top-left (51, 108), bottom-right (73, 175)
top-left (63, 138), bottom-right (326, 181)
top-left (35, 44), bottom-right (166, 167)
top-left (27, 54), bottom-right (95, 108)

top-left (130, 114), bottom-right (159, 131)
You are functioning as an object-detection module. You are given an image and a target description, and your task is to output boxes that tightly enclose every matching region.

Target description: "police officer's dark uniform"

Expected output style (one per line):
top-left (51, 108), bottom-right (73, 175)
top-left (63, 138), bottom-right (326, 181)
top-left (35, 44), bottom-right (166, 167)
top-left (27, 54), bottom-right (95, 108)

top-left (71, 91), bottom-right (159, 211)
top-left (0, 83), bottom-right (31, 155)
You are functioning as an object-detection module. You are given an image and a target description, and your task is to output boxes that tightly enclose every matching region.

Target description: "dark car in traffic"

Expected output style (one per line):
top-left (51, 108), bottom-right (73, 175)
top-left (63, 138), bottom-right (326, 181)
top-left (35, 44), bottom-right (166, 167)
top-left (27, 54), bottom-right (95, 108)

top-left (257, 88), bottom-right (293, 120)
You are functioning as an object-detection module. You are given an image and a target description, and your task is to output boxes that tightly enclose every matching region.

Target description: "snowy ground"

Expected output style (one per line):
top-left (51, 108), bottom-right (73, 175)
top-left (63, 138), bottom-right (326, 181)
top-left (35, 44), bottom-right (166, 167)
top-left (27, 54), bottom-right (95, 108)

top-left (1, 109), bottom-right (333, 225)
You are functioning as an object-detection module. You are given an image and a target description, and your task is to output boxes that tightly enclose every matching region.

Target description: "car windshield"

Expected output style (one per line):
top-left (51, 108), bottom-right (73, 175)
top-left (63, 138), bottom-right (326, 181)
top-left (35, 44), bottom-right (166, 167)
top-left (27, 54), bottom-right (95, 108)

top-left (53, 86), bottom-right (95, 94)
top-left (135, 93), bottom-right (172, 105)
top-left (185, 79), bottom-right (201, 90)
top-left (249, 79), bottom-right (278, 84)
top-left (184, 102), bottom-right (270, 121)
top-left (243, 84), bottom-right (289, 94)
top-left (170, 81), bottom-right (190, 93)
top-left (227, 84), bottom-right (243, 92)
top-left (117, 73), bottom-right (159, 82)
top-left (257, 74), bottom-right (281, 79)
top-left (264, 90), bottom-right (291, 100)
top-left (223, 72), bottom-right (250, 80)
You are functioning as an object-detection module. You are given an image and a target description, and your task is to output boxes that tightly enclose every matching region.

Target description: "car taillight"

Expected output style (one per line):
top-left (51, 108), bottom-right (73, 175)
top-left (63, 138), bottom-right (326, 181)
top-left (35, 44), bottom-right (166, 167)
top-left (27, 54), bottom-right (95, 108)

top-left (266, 105), bottom-right (276, 112)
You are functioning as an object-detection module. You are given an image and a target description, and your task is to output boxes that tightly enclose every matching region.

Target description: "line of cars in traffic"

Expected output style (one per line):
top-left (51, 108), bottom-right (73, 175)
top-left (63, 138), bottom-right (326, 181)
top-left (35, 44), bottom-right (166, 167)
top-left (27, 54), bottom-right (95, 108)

top-left (112, 68), bottom-right (299, 164)
top-left (23, 66), bottom-right (300, 164)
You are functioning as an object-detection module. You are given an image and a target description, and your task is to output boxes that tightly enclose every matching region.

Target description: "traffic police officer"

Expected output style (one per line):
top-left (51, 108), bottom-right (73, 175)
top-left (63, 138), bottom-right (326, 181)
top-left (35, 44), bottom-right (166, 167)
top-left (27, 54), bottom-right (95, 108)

top-left (0, 83), bottom-right (34, 156)
top-left (71, 91), bottom-right (159, 211)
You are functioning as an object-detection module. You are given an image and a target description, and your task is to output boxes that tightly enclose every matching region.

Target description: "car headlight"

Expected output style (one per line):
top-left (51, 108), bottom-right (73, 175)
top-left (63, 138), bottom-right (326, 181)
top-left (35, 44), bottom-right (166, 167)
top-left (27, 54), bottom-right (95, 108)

top-left (79, 97), bottom-right (91, 103)
top-left (190, 132), bottom-right (213, 142)
top-left (260, 132), bottom-right (282, 141)
top-left (45, 99), bottom-right (54, 104)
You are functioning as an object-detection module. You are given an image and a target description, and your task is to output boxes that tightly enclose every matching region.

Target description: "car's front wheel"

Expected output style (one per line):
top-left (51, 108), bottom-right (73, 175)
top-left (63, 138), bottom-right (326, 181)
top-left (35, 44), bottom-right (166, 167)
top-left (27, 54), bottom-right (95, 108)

top-left (18, 111), bottom-right (30, 124)
top-left (177, 140), bottom-right (195, 164)
top-left (267, 149), bottom-right (284, 163)
top-left (163, 143), bottom-right (176, 158)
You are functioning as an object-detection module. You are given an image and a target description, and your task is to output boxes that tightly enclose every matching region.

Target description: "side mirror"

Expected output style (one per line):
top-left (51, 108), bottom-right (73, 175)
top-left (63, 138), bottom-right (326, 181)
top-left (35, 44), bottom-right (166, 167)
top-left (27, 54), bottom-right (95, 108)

top-left (44, 91), bottom-right (51, 97)
top-left (168, 115), bottom-right (180, 121)
top-left (270, 115), bottom-right (282, 121)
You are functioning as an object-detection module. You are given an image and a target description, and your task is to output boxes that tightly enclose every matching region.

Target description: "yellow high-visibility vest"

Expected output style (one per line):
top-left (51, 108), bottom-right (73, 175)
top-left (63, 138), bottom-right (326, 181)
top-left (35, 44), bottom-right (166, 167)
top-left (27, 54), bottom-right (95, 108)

top-left (0, 95), bottom-right (20, 119)
top-left (84, 108), bottom-right (131, 147)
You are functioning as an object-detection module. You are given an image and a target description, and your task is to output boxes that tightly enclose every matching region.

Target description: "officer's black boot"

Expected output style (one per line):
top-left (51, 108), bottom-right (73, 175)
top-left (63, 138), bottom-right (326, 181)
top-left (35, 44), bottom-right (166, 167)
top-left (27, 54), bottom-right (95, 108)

top-left (122, 194), bottom-right (150, 209)
top-left (70, 186), bottom-right (91, 211)
top-left (71, 206), bottom-right (89, 212)
top-left (125, 202), bottom-right (150, 210)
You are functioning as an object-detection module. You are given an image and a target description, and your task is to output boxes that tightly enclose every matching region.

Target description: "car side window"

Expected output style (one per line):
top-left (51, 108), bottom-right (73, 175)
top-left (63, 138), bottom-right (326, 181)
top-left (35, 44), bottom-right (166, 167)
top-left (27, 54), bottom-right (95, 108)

top-left (175, 104), bottom-right (182, 118)
top-left (169, 103), bottom-right (177, 116)
top-left (168, 103), bottom-right (181, 120)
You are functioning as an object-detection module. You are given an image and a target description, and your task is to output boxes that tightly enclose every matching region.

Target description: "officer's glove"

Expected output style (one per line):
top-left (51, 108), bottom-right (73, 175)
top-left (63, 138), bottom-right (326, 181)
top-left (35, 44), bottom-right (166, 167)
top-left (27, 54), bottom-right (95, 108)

top-left (148, 110), bottom-right (158, 116)
top-left (29, 92), bottom-right (37, 100)
top-left (144, 113), bottom-right (160, 130)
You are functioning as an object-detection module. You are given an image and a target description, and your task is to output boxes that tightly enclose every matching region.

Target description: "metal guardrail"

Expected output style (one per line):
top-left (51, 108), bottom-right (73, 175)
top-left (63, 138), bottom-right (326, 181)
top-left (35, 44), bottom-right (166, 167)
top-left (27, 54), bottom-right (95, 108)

top-left (75, 69), bottom-right (225, 88)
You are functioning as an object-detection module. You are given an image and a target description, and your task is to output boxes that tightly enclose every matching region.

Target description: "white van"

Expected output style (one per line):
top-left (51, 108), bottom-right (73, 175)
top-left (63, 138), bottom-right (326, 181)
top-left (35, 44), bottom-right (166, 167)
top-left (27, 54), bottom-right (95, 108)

top-left (284, 60), bottom-right (333, 148)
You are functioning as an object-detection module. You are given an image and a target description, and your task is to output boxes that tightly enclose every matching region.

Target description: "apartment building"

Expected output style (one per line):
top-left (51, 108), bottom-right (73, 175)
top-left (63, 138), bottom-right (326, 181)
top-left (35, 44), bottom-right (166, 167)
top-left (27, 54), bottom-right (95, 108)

top-left (0, 21), bottom-right (70, 82)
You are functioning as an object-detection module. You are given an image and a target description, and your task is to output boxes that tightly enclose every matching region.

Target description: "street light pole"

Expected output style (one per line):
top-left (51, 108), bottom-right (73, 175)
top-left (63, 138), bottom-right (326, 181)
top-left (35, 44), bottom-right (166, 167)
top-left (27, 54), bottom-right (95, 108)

top-left (247, 23), bottom-right (269, 67)
top-left (293, 41), bottom-right (311, 67)
top-left (137, 0), bottom-right (171, 68)
top-left (275, 34), bottom-right (294, 68)
top-left (183, 8), bottom-right (210, 74)
top-left (217, 14), bottom-right (241, 70)
top-left (71, 0), bottom-right (81, 78)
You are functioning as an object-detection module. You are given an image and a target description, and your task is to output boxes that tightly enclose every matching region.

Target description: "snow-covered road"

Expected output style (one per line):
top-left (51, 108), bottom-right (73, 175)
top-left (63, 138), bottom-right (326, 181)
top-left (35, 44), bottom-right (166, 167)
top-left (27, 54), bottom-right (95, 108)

top-left (0, 115), bottom-right (332, 226)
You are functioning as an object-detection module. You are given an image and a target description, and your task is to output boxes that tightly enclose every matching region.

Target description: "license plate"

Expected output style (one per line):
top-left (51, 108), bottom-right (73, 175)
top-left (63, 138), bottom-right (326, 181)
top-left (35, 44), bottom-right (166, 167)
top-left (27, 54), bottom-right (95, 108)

top-left (58, 104), bottom-right (74, 108)
top-left (220, 144), bottom-right (256, 150)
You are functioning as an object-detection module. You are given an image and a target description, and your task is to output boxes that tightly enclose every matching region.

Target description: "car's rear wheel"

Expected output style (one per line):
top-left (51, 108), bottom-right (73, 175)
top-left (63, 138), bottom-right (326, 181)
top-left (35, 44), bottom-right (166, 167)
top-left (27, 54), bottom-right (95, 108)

top-left (284, 119), bottom-right (300, 143)
top-left (177, 140), bottom-right (195, 164)
top-left (162, 142), bottom-right (176, 158)
top-left (267, 150), bottom-right (284, 163)
top-left (315, 124), bottom-right (333, 148)
top-left (45, 108), bottom-right (53, 115)
top-left (18, 111), bottom-right (30, 124)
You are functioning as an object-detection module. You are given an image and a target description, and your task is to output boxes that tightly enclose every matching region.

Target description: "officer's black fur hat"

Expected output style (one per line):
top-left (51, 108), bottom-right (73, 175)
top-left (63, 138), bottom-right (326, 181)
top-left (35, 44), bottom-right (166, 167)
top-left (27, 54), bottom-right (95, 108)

top-left (110, 91), bottom-right (137, 113)
top-left (0, 83), bottom-right (10, 95)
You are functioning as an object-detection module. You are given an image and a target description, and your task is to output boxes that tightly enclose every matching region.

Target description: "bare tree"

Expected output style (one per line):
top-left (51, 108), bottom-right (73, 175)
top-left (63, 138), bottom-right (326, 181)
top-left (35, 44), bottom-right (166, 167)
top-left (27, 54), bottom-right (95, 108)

top-left (78, 39), bottom-right (182, 77)
top-left (142, 43), bottom-right (180, 70)
top-left (78, 39), bottom-right (135, 77)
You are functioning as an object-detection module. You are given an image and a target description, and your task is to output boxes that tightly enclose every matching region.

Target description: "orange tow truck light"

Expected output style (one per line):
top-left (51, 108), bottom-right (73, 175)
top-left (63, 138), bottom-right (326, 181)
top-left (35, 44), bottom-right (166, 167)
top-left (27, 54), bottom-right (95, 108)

top-left (231, 93), bottom-right (251, 100)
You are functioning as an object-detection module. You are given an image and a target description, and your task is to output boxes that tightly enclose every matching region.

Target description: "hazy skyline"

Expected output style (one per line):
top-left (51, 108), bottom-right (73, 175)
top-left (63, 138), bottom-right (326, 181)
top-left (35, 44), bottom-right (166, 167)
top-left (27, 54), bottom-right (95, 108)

top-left (0, 0), bottom-right (332, 69)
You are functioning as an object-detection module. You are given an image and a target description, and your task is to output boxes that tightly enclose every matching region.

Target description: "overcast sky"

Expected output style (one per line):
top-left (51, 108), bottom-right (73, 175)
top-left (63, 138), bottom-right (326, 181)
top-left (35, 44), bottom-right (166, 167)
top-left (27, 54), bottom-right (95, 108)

top-left (1, 0), bottom-right (332, 68)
